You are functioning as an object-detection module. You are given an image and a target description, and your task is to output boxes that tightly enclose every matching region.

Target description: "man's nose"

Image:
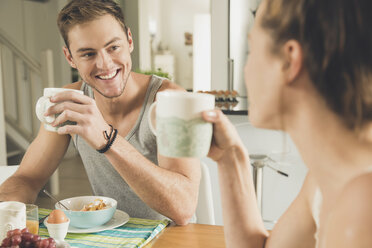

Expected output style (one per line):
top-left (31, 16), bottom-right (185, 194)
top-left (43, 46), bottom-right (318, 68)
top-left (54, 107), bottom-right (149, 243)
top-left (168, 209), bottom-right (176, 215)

top-left (96, 51), bottom-right (113, 69)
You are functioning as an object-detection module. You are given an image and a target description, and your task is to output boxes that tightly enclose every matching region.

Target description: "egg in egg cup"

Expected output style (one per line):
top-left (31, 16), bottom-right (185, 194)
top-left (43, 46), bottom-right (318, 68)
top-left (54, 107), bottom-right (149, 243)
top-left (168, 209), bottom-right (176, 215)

top-left (45, 209), bottom-right (70, 241)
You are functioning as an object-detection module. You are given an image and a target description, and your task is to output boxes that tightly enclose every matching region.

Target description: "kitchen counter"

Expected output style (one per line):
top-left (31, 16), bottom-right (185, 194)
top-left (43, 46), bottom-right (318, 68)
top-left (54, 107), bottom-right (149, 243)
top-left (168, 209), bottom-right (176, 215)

top-left (219, 96), bottom-right (248, 115)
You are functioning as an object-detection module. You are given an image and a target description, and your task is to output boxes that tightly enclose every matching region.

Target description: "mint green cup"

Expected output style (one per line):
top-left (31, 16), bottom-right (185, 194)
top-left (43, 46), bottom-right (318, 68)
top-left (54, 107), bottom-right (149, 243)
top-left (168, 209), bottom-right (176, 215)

top-left (148, 91), bottom-right (215, 158)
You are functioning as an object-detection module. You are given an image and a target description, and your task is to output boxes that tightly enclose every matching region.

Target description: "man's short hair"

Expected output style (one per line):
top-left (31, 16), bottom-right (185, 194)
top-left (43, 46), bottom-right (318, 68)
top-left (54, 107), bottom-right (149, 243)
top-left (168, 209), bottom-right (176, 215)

top-left (57, 0), bottom-right (128, 49)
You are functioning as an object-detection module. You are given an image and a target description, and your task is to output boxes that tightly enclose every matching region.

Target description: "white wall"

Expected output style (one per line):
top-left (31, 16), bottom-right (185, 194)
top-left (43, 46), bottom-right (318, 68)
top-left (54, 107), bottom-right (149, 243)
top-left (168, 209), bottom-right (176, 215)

top-left (0, 46), bottom-right (7, 164)
top-left (210, 0), bottom-right (229, 91)
top-left (122, 0), bottom-right (140, 70)
top-left (137, 0), bottom-right (210, 89)
top-left (138, 0), bottom-right (160, 71)
top-left (157, 0), bottom-right (210, 89)
top-left (0, 0), bottom-right (24, 49)
top-left (193, 14), bottom-right (211, 92)
top-left (0, 0), bottom-right (71, 88)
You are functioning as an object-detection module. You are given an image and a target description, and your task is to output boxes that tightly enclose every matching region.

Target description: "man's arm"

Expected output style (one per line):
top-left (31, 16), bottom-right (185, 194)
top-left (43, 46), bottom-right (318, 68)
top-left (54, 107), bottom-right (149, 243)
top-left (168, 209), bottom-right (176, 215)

top-left (105, 80), bottom-right (201, 225)
top-left (105, 137), bottom-right (201, 225)
top-left (0, 126), bottom-right (71, 203)
top-left (43, 80), bottom-right (201, 225)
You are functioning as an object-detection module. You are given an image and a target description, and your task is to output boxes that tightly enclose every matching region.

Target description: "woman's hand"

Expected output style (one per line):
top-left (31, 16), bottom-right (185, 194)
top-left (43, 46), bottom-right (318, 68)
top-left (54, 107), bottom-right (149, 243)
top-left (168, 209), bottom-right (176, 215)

top-left (202, 109), bottom-right (246, 162)
top-left (44, 90), bottom-right (111, 150)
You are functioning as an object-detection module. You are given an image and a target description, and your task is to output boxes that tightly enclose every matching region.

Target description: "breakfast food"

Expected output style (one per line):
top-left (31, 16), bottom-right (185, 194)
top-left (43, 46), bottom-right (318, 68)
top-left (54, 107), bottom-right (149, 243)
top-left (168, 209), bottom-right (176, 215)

top-left (1, 228), bottom-right (56, 248)
top-left (80, 198), bottom-right (108, 211)
top-left (47, 209), bottom-right (69, 224)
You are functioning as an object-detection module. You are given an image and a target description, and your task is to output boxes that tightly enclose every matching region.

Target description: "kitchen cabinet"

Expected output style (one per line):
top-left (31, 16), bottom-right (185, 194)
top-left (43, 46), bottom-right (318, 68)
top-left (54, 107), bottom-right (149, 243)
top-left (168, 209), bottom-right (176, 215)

top-left (203, 115), bottom-right (307, 228)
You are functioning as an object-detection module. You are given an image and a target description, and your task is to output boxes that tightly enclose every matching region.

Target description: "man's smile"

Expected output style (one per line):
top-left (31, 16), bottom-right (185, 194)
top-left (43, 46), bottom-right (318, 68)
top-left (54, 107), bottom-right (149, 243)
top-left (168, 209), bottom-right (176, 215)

top-left (96, 69), bottom-right (120, 80)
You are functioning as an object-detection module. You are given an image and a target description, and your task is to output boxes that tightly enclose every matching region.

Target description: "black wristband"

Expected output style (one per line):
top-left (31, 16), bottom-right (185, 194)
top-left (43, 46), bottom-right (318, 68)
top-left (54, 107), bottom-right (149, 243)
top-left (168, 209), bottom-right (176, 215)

top-left (97, 127), bottom-right (118, 153)
top-left (103, 124), bottom-right (114, 140)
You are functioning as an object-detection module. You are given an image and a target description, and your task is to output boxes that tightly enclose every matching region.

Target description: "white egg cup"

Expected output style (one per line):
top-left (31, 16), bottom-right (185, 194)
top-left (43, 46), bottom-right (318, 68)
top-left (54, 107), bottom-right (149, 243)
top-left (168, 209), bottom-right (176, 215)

top-left (44, 217), bottom-right (70, 241)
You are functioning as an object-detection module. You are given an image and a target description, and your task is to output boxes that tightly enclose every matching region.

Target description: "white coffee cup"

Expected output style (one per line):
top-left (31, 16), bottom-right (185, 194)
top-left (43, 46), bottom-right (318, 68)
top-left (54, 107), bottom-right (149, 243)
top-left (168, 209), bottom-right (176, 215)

top-left (0, 201), bottom-right (26, 240)
top-left (148, 91), bottom-right (215, 158)
top-left (35, 88), bottom-right (83, 132)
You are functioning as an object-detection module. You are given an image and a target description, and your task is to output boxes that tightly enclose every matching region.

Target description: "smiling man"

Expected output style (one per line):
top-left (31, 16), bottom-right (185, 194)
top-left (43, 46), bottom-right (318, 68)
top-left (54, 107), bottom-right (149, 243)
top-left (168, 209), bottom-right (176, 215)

top-left (0, 0), bottom-right (200, 225)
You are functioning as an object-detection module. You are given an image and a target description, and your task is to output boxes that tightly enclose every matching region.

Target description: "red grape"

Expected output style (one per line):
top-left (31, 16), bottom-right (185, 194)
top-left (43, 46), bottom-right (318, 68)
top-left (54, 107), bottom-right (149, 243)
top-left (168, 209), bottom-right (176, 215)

top-left (11, 235), bottom-right (22, 245)
top-left (38, 239), bottom-right (49, 248)
top-left (21, 233), bottom-right (33, 242)
top-left (46, 238), bottom-right (55, 245)
top-left (2, 237), bottom-right (11, 246)
top-left (31, 235), bottom-right (41, 243)
top-left (1, 230), bottom-right (56, 248)
top-left (12, 230), bottom-right (21, 237)
top-left (22, 241), bottom-right (32, 248)
top-left (7, 230), bottom-right (14, 238)
top-left (35, 240), bottom-right (42, 248)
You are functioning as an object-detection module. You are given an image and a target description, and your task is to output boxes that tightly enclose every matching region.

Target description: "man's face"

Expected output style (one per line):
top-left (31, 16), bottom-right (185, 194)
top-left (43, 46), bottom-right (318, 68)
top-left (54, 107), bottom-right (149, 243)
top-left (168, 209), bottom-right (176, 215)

top-left (64, 14), bottom-right (133, 98)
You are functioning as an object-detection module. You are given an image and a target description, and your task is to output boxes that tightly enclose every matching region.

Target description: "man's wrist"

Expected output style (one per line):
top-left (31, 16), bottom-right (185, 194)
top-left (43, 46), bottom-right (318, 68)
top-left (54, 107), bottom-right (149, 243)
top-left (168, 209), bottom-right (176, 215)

top-left (97, 125), bottom-right (118, 153)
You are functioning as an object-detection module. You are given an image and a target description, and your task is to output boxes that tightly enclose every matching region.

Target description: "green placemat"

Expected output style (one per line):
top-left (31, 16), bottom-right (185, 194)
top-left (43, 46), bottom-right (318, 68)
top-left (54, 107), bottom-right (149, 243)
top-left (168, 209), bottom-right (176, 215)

top-left (39, 208), bottom-right (170, 248)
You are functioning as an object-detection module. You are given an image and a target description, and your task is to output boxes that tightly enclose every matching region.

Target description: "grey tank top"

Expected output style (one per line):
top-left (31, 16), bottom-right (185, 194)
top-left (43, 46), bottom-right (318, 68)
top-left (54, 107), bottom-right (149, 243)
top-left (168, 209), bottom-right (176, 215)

top-left (73, 75), bottom-right (168, 220)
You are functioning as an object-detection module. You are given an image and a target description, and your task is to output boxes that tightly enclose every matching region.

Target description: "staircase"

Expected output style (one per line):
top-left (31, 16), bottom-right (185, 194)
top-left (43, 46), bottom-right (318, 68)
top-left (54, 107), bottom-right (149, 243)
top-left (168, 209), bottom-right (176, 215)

top-left (0, 27), bottom-right (55, 164)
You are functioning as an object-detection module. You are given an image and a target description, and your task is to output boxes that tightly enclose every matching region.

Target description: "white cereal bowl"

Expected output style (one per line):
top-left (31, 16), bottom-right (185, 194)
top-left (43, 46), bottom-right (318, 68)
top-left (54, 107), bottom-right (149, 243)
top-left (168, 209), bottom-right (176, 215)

top-left (55, 196), bottom-right (117, 229)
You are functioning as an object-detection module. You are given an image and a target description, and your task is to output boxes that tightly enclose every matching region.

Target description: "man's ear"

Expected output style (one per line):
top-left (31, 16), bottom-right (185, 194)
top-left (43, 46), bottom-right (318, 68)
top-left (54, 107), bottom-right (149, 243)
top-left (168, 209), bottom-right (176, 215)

top-left (282, 40), bottom-right (303, 84)
top-left (62, 46), bottom-right (77, 68)
top-left (126, 28), bottom-right (134, 53)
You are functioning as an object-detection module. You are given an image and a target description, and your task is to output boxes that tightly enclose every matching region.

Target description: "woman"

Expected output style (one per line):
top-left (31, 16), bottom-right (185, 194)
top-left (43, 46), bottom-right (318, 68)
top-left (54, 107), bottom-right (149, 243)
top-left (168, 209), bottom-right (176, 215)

top-left (203, 0), bottom-right (372, 247)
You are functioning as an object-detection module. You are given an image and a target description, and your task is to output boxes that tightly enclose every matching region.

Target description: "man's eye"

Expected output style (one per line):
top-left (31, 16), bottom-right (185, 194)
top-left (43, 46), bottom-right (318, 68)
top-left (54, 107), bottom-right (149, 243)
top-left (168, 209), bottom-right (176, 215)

top-left (111, 45), bottom-right (120, 51)
top-left (82, 52), bottom-right (95, 58)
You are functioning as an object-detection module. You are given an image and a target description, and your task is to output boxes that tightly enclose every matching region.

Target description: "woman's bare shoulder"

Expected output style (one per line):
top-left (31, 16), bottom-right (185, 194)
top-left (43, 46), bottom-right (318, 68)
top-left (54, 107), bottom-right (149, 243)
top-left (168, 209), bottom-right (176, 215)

top-left (339, 171), bottom-right (372, 212)
top-left (324, 172), bottom-right (372, 247)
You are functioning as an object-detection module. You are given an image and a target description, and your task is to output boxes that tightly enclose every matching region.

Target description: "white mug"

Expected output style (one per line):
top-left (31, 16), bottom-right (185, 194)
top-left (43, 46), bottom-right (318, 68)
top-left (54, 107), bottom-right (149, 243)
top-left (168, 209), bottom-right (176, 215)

top-left (148, 91), bottom-right (215, 158)
top-left (35, 88), bottom-right (83, 132)
top-left (0, 201), bottom-right (26, 240)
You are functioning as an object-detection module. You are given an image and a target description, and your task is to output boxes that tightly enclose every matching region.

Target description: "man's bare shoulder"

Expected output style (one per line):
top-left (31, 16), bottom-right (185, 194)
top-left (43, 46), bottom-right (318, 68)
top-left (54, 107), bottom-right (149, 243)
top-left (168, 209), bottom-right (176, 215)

top-left (157, 79), bottom-right (185, 93)
top-left (63, 81), bottom-right (83, 90)
top-left (325, 171), bottom-right (372, 247)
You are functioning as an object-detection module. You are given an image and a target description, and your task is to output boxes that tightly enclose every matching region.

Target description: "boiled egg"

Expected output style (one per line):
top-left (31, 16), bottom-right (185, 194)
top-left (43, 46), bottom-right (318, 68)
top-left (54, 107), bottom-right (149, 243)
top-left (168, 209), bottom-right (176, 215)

top-left (47, 209), bottom-right (69, 224)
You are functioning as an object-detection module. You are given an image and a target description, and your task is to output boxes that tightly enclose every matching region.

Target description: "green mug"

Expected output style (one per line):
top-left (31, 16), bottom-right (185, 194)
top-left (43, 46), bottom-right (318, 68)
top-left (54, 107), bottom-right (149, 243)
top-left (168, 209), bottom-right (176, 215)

top-left (148, 91), bottom-right (215, 158)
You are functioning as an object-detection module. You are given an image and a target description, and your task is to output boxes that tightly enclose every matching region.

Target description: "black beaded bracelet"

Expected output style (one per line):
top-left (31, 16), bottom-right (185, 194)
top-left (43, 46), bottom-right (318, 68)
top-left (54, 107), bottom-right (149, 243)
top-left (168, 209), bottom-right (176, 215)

top-left (103, 124), bottom-right (114, 140)
top-left (97, 126), bottom-right (118, 153)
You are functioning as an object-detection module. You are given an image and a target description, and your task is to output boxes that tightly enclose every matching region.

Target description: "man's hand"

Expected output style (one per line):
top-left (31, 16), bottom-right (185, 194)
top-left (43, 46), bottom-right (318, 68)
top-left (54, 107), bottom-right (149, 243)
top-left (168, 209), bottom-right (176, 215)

top-left (45, 90), bottom-right (110, 150)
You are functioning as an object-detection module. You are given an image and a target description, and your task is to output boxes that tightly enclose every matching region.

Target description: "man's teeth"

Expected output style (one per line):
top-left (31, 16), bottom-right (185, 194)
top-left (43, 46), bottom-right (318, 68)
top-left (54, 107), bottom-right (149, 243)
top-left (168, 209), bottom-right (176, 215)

top-left (98, 70), bottom-right (117, 80)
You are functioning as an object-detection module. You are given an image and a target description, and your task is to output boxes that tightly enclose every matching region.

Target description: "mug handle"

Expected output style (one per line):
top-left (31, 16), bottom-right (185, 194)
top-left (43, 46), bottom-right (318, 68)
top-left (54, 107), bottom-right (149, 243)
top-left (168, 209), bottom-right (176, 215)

top-left (35, 96), bottom-right (55, 124)
top-left (147, 102), bottom-right (157, 136)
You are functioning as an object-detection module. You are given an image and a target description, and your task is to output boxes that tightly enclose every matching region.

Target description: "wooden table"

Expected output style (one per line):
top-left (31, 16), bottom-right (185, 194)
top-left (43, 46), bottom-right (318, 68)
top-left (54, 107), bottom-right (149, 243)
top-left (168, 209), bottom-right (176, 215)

top-left (144, 223), bottom-right (226, 248)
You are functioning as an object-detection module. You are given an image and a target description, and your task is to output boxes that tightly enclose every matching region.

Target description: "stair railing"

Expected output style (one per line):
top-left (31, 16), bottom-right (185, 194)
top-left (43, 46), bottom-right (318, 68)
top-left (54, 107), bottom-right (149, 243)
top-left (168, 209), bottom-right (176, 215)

top-left (0, 28), bottom-right (59, 194)
top-left (0, 27), bottom-right (54, 149)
